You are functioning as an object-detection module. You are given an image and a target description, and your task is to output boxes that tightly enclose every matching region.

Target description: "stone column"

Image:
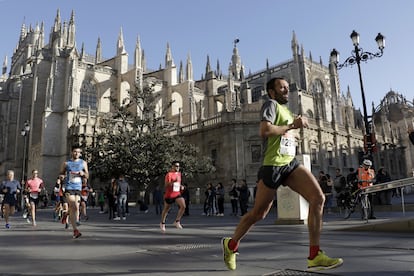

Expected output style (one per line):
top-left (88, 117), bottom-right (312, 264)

top-left (275, 154), bottom-right (310, 225)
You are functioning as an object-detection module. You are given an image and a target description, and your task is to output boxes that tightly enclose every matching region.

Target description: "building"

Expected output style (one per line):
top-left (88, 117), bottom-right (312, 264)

top-left (0, 10), bottom-right (413, 192)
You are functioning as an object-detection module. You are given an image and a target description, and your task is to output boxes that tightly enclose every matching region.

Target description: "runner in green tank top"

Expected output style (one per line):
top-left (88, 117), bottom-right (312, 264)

top-left (222, 77), bottom-right (343, 271)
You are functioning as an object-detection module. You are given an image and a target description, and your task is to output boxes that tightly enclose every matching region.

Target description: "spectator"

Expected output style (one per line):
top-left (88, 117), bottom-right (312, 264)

top-left (237, 180), bottom-right (250, 216)
top-left (376, 167), bottom-right (392, 205)
top-left (228, 179), bottom-right (238, 216)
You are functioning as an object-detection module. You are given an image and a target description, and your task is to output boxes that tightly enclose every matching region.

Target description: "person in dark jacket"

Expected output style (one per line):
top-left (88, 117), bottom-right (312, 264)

top-left (376, 167), bottom-right (392, 205)
top-left (237, 180), bottom-right (250, 216)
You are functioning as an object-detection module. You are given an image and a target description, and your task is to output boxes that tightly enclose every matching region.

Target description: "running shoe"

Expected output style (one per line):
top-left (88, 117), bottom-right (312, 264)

top-left (65, 223), bottom-right (69, 229)
top-left (73, 229), bottom-right (82, 239)
top-left (160, 222), bottom-right (166, 232)
top-left (173, 220), bottom-right (183, 229)
top-left (307, 250), bottom-right (343, 271)
top-left (222, 237), bottom-right (238, 270)
top-left (5, 223), bottom-right (10, 229)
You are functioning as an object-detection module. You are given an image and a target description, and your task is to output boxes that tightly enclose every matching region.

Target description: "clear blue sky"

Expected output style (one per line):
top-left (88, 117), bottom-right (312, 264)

top-left (1, 0), bottom-right (413, 111)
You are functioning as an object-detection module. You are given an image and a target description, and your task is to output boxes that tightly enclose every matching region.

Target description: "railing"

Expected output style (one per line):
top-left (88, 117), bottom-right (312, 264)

top-left (361, 177), bottom-right (414, 215)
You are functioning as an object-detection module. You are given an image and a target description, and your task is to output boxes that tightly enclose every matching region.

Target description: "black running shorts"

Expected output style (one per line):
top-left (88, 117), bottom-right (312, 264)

top-left (258, 158), bottom-right (300, 189)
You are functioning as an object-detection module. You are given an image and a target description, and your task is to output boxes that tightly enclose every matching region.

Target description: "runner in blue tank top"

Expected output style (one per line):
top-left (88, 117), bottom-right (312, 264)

top-left (59, 144), bottom-right (89, 239)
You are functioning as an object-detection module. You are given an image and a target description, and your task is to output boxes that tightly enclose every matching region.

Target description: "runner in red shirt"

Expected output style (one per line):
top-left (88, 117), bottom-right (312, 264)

top-left (159, 161), bottom-right (186, 232)
top-left (25, 169), bottom-right (44, 226)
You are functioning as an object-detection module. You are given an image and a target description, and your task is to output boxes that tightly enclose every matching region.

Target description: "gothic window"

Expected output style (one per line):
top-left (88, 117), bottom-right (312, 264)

top-left (80, 79), bottom-right (97, 109)
top-left (252, 86), bottom-right (263, 102)
top-left (306, 109), bottom-right (314, 119)
top-left (311, 79), bottom-right (326, 120)
top-left (327, 150), bottom-right (333, 166)
top-left (251, 145), bottom-right (261, 163)
top-left (311, 148), bottom-right (318, 164)
top-left (342, 152), bottom-right (348, 167)
top-left (211, 149), bottom-right (217, 167)
top-left (217, 85), bottom-right (227, 95)
top-left (311, 79), bottom-right (324, 94)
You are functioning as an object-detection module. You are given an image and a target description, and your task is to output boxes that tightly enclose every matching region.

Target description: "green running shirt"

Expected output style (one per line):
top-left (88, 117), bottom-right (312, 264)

top-left (261, 99), bottom-right (296, 166)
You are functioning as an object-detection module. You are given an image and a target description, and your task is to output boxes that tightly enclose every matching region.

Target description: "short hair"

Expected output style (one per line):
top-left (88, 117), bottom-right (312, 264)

top-left (266, 77), bottom-right (286, 94)
top-left (71, 144), bottom-right (82, 151)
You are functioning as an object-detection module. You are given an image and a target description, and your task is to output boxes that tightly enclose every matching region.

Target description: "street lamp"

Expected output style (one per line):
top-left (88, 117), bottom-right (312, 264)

top-left (20, 120), bottom-right (30, 211)
top-left (330, 30), bottom-right (385, 161)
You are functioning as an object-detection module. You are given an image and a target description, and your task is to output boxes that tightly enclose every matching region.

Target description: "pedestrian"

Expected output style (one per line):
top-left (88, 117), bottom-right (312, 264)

top-left (107, 177), bottom-right (119, 220)
top-left (333, 168), bottom-right (347, 210)
top-left (182, 183), bottom-right (190, 216)
top-left (376, 167), bottom-right (392, 205)
top-left (153, 185), bottom-right (163, 215)
top-left (1, 170), bottom-right (22, 229)
top-left (221, 77), bottom-right (343, 271)
top-left (203, 183), bottom-right (215, 216)
top-left (357, 159), bottom-right (376, 219)
top-left (229, 179), bottom-right (238, 216)
top-left (117, 174), bottom-right (129, 220)
top-left (59, 144), bottom-right (88, 238)
top-left (79, 179), bottom-right (90, 221)
top-left (25, 169), bottom-right (45, 226)
top-left (237, 179), bottom-right (250, 216)
top-left (346, 168), bottom-right (358, 192)
top-left (97, 187), bottom-right (106, 214)
top-left (159, 161), bottom-right (186, 232)
top-left (216, 182), bottom-right (225, 216)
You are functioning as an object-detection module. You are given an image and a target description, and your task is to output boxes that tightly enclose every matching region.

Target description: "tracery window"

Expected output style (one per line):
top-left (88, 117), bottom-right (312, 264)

top-left (80, 79), bottom-right (97, 109)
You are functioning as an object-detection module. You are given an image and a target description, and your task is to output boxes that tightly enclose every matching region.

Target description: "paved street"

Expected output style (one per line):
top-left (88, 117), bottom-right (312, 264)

top-left (0, 195), bottom-right (413, 276)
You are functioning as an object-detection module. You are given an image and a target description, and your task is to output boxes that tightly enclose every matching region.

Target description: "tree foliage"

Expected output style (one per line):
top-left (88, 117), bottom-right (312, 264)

top-left (85, 82), bottom-right (215, 191)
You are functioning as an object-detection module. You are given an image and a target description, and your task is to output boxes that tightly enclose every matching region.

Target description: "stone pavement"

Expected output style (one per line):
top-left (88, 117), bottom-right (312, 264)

top-left (0, 193), bottom-right (413, 276)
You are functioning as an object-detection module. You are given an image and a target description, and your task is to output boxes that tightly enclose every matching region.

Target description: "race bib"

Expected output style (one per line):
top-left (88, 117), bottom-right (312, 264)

top-left (173, 182), bottom-right (181, 192)
top-left (69, 173), bottom-right (82, 184)
top-left (280, 134), bottom-right (296, 156)
top-left (30, 192), bottom-right (38, 199)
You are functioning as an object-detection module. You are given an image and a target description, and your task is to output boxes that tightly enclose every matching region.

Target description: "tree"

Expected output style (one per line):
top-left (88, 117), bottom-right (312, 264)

top-left (85, 82), bottom-right (215, 191)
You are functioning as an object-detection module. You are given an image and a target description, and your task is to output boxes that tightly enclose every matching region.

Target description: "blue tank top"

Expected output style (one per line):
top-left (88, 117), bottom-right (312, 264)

top-left (65, 159), bottom-right (84, 191)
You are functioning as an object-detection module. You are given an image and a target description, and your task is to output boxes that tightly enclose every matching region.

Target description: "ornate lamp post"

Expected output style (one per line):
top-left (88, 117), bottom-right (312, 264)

top-left (20, 120), bottom-right (30, 211)
top-left (330, 30), bottom-right (385, 161)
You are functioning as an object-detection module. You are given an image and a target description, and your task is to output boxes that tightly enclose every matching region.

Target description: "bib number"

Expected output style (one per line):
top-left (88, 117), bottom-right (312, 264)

top-left (280, 134), bottom-right (296, 156)
top-left (173, 182), bottom-right (181, 192)
top-left (69, 173), bottom-right (82, 184)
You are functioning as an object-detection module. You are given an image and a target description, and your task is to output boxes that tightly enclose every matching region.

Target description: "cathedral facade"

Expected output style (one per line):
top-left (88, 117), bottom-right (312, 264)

top-left (0, 10), bottom-right (413, 191)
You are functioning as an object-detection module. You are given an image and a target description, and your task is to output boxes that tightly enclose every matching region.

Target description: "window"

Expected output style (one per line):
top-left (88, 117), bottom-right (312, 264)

top-left (327, 150), bottom-right (333, 166)
top-left (311, 148), bottom-right (318, 164)
top-left (211, 149), bottom-right (217, 167)
top-left (342, 152), bottom-right (348, 167)
top-left (80, 80), bottom-right (97, 109)
top-left (251, 145), bottom-right (261, 163)
top-left (252, 86), bottom-right (263, 102)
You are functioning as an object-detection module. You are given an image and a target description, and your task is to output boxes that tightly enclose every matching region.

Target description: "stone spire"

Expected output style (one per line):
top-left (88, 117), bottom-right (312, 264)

top-left (67, 10), bottom-right (76, 47)
top-left (186, 52), bottom-right (193, 81)
top-left (95, 37), bottom-right (102, 64)
top-left (165, 42), bottom-right (174, 67)
top-left (117, 27), bottom-right (126, 55)
top-left (2, 56), bottom-right (7, 75)
top-left (178, 60), bottom-right (184, 83)
top-left (134, 36), bottom-right (142, 68)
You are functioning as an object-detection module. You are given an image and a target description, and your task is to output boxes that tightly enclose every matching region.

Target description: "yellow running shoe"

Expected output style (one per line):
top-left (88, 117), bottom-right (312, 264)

top-left (222, 237), bottom-right (238, 270)
top-left (307, 250), bottom-right (343, 271)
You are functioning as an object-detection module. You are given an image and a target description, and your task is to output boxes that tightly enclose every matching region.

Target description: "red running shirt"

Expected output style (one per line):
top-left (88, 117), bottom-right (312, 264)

top-left (164, 171), bottom-right (182, 199)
